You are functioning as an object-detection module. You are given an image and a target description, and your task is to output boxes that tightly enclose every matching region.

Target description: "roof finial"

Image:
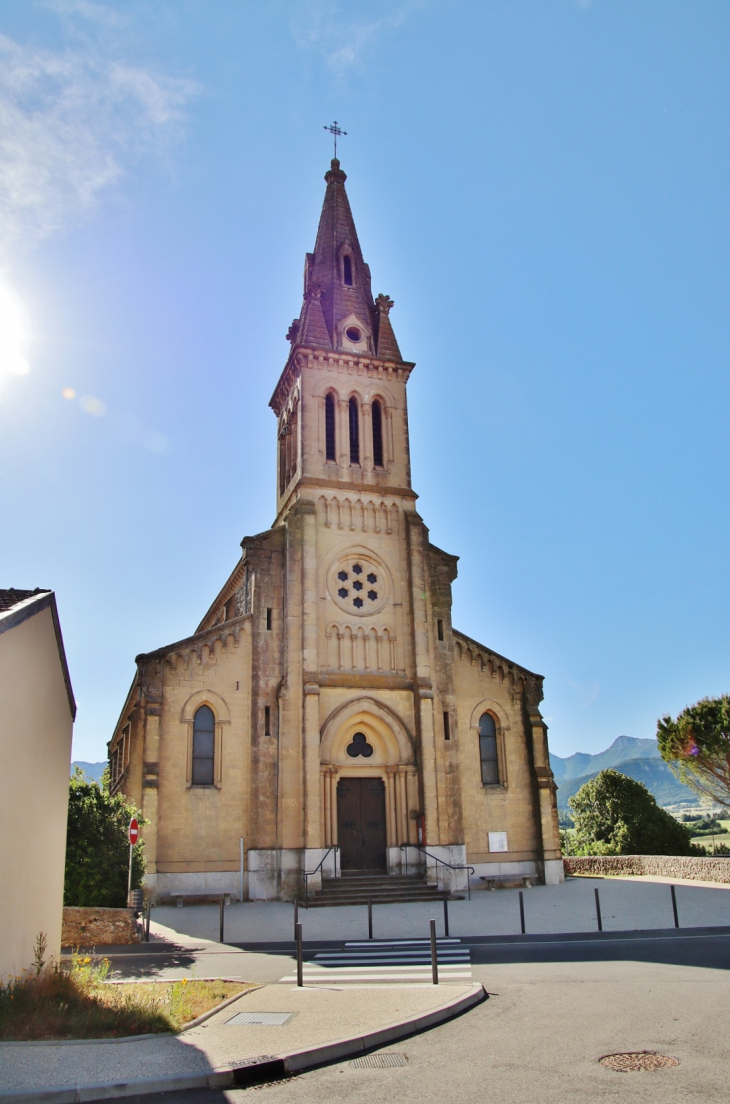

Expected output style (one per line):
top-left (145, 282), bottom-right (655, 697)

top-left (323, 120), bottom-right (347, 161)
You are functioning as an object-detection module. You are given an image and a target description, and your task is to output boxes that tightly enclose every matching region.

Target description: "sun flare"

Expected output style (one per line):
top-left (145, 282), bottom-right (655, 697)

top-left (0, 280), bottom-right (31, 377)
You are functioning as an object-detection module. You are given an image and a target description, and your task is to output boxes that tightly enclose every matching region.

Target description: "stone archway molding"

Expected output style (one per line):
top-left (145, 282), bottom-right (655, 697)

top-left (320, 696), bottom-right (414, 765)
top-left (469, 697), bottom-right (511, 731)
top-left (180, 688), bottom-right (231, 724)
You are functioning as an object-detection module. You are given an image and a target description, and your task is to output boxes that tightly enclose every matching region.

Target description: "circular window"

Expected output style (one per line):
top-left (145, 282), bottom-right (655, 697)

top-left (345, 326), bottom-right (362, 343)
top-left (328, 553), bottom-right (390, 616)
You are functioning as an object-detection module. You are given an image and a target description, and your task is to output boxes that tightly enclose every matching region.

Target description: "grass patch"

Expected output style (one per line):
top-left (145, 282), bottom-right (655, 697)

top-left (0, 952), bottom-right (252, 1041)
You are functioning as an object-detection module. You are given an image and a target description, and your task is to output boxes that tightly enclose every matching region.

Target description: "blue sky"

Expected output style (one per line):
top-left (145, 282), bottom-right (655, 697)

top-left (1, 0), bottom-right (729, 762)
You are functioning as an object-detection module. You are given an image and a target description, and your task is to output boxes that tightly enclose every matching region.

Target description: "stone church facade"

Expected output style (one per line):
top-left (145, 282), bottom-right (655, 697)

top-left (109, 159), bottom-right (562, 900)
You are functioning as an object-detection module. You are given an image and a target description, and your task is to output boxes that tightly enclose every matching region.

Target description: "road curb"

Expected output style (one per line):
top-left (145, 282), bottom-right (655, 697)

top-left (0, 983), bottom-right (486, 1102)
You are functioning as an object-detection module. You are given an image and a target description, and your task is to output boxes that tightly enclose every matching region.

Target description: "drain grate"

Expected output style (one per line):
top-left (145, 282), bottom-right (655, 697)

top-left (351, 1053), bottom-right (409, 1069)
top-left (226, 1012), bottom-right (294, 1026)
top-left (600, 1052), bottom-right (679, 1072)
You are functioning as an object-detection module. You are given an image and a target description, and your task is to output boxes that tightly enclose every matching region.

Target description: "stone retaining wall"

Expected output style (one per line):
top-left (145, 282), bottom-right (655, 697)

top-left (62, 907), bottom-right (140, 946)
top-left (564, 855), bottom-right (730, 884)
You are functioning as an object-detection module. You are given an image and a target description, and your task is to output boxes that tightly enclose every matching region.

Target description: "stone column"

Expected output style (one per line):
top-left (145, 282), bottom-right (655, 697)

top-left (405, 511), bottom-right (441, 844)
top-left (386, 767), bottom-right (397, 848)
top-left (528, 704), bottom-right (563, 883)
top-left (397, 767), bottom-right (408, 845)
top-left (330, 770), bottom-right (339, 847)
top-left (321, 769), bottom-right (329, 847)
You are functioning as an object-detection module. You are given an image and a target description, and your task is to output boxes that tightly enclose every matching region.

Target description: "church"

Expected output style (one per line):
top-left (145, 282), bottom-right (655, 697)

top-left (108, 158), bottom-right (563, 901)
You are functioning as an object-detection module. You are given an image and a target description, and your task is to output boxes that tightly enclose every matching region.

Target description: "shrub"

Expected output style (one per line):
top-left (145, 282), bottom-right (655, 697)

top-left (568, 769), bottom-right (697, 856)
top-left (64, 768), bottom-right (145, 907)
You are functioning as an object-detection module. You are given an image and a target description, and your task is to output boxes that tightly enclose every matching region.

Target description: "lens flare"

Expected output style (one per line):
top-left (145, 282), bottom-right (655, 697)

top-left (0, 279), bottom-right (31, 377)
top-left (62, 387), bottom-right (76, 400)
top-left (79, 395), bottom-right (107, 417)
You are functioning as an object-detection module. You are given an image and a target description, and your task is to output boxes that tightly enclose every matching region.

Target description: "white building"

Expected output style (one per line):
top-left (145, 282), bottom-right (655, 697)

top-left (0, 589), bottom-right (75, 980)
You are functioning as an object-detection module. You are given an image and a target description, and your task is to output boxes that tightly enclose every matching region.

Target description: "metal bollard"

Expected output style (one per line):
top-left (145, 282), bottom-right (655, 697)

top-left (519, 890), bottom-right (526, 935)
top-left (670, 884), bottom-right (680, 928)
top-left (443, 893), bottom-right (450, 938)
top-left (219, 898), bottom-right (225, 944)
top-left (145, 899), bottom-right (151, 942)
top-left (594, 887), bottom-right (603, 932)
top-left (294, 899), bottom-right (299, 942)
top-left (296, 922), bottom-right (303, 987)
top-left (368, 897), bottom-right (373, 940)
top-left (430, 918), bottom-right (438, 985)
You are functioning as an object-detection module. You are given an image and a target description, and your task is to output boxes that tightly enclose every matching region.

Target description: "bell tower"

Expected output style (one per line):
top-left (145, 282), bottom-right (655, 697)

top-left (270, 158), bottom-right (415, 517)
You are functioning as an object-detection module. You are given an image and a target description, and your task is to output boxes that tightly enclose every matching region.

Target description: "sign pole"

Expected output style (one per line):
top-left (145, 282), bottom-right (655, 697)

top-left (127, 817), bottom-right (139, 905)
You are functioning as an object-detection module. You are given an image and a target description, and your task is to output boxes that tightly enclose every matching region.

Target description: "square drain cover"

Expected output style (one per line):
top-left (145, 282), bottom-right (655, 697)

top-left (351, 1053), bottom-right (408, 1068)
top-left (226, 1011), bottom-right (294, 1026)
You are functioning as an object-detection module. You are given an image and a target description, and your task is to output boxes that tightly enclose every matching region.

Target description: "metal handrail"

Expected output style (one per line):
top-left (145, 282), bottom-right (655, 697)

top-left (303, 845), bottom-right (339, 907)
top-left (400, 843), bottom-right (475, 900)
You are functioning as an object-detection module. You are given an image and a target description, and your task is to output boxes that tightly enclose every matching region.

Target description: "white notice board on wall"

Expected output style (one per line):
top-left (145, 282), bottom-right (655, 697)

top-left (488, 831), bottom-right (508, 853)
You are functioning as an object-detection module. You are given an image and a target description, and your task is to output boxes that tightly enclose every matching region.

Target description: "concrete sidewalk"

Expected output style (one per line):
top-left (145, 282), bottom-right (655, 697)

top-left (0, 981), bottom-right (483, 1101)
top-left (146, 876), bottom-right (730, 946)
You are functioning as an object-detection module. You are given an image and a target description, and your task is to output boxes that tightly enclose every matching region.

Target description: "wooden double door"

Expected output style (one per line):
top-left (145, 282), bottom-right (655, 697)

top-left (337, 777), bottom-right (387, 872)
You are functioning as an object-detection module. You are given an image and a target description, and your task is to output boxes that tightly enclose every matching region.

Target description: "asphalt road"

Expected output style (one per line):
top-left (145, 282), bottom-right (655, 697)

top-left (116, 929), bottom-right (730, 1104)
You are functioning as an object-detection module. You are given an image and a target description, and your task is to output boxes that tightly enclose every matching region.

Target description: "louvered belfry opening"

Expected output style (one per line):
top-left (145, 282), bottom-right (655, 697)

top-left (348, 397), bottom-right (360, 465)
top-left (372, 399), bottom-right (384, 468)
top-left (325, 393), bottom-right (336, 461)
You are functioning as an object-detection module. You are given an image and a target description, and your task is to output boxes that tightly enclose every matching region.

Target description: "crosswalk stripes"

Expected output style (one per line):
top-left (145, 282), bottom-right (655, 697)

top-left (278, 938), bottom-right (472, 986)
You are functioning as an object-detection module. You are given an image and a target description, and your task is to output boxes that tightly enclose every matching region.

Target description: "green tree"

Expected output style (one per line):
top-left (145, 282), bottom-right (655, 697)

top-left (64, 768), bottom-right (145, 907)
top-left (657, 695), bottom-right (730, 808)
top-left (568, 769), bottom-right (696, 856)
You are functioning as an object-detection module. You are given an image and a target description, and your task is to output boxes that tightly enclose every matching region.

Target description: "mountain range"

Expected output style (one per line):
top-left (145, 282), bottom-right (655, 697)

top-left (550, 735), bottom-right (698, 810)
top-left (71, 761), bottom-right (107, 783)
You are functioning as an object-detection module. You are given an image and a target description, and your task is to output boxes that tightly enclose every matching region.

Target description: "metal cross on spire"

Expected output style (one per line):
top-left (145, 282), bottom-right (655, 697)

top-left (323, 120), bottom-right (347, 159)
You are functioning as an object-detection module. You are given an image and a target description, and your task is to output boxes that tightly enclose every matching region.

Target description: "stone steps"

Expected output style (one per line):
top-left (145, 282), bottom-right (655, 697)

top-left (305, 873), bottom-right (459, 908)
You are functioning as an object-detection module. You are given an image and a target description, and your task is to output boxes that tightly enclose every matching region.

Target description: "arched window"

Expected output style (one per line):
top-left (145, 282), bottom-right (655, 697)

top-left (325, 393), bottom-right (336, 462)
top-left (349, 397), bottom-right (360, 465)
top-left (343, 255), bottom-right (353, 286)
top-left (372, 399), bottom-right (384, 468)
top-left (478, 712), bottom-right (500, 785)
top-left (192, 705), bottom-right (215, 786)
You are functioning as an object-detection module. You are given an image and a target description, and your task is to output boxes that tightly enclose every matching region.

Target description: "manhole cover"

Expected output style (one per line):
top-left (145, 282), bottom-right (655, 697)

top-left (600, 1051), bottom-right (679, 1072)
top-left (226, 1012), bottom-right (294, 1026)
top-left (351, 1053), bottom-right (408, 1068)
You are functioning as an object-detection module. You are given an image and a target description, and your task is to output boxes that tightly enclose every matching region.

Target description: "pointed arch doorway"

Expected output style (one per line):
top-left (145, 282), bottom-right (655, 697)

top-left (320, 698), bottom-right (418, 874)
top-left (337, 776), bottom-right (387, 872)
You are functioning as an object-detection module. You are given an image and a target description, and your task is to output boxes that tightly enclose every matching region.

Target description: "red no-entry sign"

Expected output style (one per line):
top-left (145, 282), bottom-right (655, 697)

top-left (128, 818), bottom-right (139, 845)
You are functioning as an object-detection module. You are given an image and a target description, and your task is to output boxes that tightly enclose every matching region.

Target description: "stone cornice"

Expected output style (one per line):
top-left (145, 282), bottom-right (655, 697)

top-left (135, 613), bottom-right (252, 666)
top-left (274, 478), bottom-right (418, 527)
top-left (453, 627), bottom-right (544, 693)
top-left (269, 347), bottom-right (415, 416)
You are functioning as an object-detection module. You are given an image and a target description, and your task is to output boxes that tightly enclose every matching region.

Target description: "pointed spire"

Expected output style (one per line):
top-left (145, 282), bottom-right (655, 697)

top-left (286, 160), bottom-right (403, 362)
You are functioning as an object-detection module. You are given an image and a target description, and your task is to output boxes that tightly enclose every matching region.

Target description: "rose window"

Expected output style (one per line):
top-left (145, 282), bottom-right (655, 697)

top-left (328, 554), bottom-right (389, 616)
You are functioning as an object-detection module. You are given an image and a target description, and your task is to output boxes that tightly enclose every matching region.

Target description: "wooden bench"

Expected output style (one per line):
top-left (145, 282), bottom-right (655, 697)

top-left (480, 874), bottom-right (535, 890)
top-left (170, 891), bottom-right (232, 908)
